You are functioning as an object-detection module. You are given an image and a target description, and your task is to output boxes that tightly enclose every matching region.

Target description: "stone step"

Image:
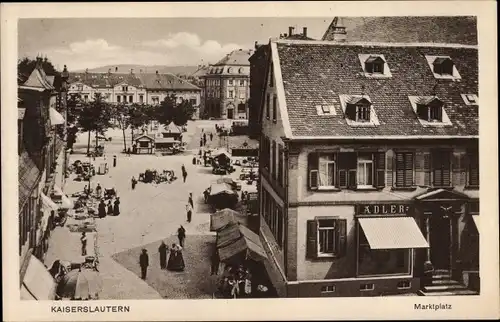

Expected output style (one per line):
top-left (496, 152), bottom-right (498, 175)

top-left (423, 284), bottom-right (468, 292)
top-left (431, 274), bottom-right (452, 280)
top-left (430, 279), bottom-right (460, 286)
top-left (418, 289), bottom-right (478, 296)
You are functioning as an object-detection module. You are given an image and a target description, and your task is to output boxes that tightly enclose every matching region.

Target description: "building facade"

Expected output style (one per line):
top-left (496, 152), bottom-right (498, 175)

top-left (201, 49), bottom-right (252, 119)
top-left (257, 39), bottom-right (479, 298)
top-left (67, 70), bottom-right (201, 116)
top-left (249, 27), bottom-right (314, 139)
top-left (18, 60), bottom-right (69, 283)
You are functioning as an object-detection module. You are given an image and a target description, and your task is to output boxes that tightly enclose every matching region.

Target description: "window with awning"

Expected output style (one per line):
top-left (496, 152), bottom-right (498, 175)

top-left (357, 217), bottom-right (428, 277)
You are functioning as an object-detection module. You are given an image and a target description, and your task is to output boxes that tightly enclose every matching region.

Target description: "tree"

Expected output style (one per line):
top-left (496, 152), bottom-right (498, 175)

top-left (172, 99), bottom-right (195, 126)
top-left (77, 93), bottom-right (113, 154)
top-left (125, 103), bottom-right (151, 145)
top-left (154, 94), bottom-right (176, 126)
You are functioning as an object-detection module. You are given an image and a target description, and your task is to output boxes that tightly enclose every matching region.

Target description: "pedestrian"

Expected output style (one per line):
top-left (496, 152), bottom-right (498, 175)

top-left (107, 201), bottom-right (113, 215)
top-left (131, 176), bottom-right (137, 190)
top-left (182, 166), bottom-right (187, 183)
top-left (210, 248), bottom-right (220, 275)
top-left (167, 243), bottom-right (185, 272)
top-left (127, 148), bottom-right (131, 156)
top-left (113, 155), bottom-right (117, 167)
top-left (98, 199), bottom-right (107, 218)
top-left (210, 133), bottom-right (213, 141)
top-left (199, 138), bottom-right (203, 148)
top-left (188, 192), bottom-right (194, 209)
top-left (186, 203), bottom-right (193, 223)
top-left (80, 232), bottom-right (87, 256)
top-left (113, 197), bottom-right (121, 216)
top-left (203, 133), bottom-right (207, 142)
top-left (177, 225), bottom-right (186, 247)
top-left (158, 241), bottom-right (168, 269)
top-left (198, 149), bottom-right (202, 157)
top-left (203, 136), bottom-right (207, 146)
top-left (139, 249), bottom-right (149, 279)
top-left (95, 183), bottom-right (102, 198)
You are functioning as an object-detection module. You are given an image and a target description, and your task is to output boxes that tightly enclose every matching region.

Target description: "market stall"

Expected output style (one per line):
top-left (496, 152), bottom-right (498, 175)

top-left (210, 208), bottom-right (248, 232)
top-left (133, 134), bottom-right (155, 154)
top-left (206, 183), bottom-right (238, 210)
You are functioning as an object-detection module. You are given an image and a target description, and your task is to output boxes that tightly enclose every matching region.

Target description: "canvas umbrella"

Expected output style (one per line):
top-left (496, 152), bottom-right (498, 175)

top-left (56, 268), bottom-right (103, 300)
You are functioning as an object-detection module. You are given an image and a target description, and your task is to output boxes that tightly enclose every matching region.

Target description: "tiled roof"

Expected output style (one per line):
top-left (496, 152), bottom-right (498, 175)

top-left (276, 41), bottom-right (478, 137)
top-left (214, 49), bottom-right (253, 66)
top-left (18, 149), bottom-right (41, 209)
top-left (68, 72), bottom-right (199, 91)
top-left (22, 66), bottom-right (55, 91)
top-left (322, 17), bottom-right (477, 45)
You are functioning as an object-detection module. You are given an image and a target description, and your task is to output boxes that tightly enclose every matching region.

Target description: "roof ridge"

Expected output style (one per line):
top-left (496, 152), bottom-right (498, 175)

top-left (275, 39), bottom-right (478, 49)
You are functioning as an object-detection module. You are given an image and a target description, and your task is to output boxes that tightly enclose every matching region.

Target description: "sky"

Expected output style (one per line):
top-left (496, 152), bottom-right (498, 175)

top-left (18, 18), bottom-right (332, 71)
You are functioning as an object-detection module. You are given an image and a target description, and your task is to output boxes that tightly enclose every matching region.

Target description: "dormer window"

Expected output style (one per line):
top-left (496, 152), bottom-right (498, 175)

top-left (122, 86), bottom-right (128, 92)
top-left (346, 97), bottom-right (371, 122)
top-left (425, 56), bottom-right (461, 80)
top-left (432, 57), bottom-right (454, 75)
top-left (364, 56), bottom-right (385, 74)
top-left (416, 97), bottom-right (443, 122)
top-left (461, 94), bottom-right (479, 105)
top-left (322, 105), bottom-right (331, 114)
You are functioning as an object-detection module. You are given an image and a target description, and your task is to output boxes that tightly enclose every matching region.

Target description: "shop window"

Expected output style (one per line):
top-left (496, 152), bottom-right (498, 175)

top-left (306, 217), bottom-right (347, 259)
top-left (360, 283), bottom-right (375, 291)
top-left (357, 225), bottom-right (411, 276)
top-left (397, 280), bottom-right (411, 289)
top-left (237, 103), bottom-right (246, 113)
top-left (321, 285), bottom-right (336, 293)
top-left (395, 152), bottom-right (414, 188)
top-left (432, 150), bottom-right (451, 187)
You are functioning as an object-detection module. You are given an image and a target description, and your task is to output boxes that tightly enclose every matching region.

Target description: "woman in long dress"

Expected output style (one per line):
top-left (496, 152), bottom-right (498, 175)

top-left (166, 243), bottom-right (185, 271)
top-left (113, 198), bottom-right (120, 216)
top-left (107, 201), bottom-right (113, 215)
top-left (98, 200), bottom-right (107, 218)
top-left (158, 241), bottom-right (168, 269)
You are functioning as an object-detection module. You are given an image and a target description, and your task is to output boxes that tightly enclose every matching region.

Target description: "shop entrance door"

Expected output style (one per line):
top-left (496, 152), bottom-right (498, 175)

top-left (227, 108), bottom-right (234, 119)
top-left (430, 210), bottom-right (451, 270)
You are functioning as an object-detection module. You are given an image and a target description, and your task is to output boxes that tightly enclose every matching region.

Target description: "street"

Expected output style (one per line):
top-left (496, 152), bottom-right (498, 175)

top-left (45, 120), bottom-right (239, 299)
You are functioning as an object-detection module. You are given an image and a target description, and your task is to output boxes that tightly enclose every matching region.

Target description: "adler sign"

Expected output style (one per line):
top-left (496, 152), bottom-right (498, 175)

top-left (357, 204), bottom-right (411, 215)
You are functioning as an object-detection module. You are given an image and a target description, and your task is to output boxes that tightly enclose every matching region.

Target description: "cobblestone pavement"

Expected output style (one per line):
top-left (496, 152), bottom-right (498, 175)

top-left (47, 120), bottom-right (245, 299)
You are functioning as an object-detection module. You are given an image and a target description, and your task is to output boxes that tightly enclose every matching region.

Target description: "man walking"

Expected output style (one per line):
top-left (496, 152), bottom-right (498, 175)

top-left (188, 192), bottom-right (194, 209)
top-left (210, 132), bottom-right (213, 141)
top-left (181, 164), bottom-right (187, 183)
top-left (139, 249), bottom-right (149, 279)
top-left (131, 176), bottom-right (137, 190)
top-left (186, 203), bottom-right (193, 223)
top-left (80, 232), bottom-right (87, 256)
top-left (177, 225), bottom-right (186, 247)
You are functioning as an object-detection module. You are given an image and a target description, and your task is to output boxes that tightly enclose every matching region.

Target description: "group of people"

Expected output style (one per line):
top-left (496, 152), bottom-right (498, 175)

top-left (139, 239), bottom-right (186, 280)
top-left (94, 183), bottom-right (120, 218)
top-left (218, 264), bottom-right (253, 299)
top-left (199, 129), bottom-right (213, 148)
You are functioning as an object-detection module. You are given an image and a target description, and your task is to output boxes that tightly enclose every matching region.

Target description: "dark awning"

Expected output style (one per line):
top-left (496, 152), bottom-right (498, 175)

top-left (210, 208), bottom-right (246, 232)
top-left (216, 223), bottom-right (268, 262)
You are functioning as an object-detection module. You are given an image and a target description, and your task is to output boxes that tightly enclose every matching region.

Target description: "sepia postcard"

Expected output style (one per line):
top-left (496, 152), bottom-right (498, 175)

top-left (1, 1), bottom-right (499, 321)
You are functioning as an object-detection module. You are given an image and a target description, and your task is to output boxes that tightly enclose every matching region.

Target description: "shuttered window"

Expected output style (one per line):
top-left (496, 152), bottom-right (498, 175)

top-left (374, 152), bottom-right (386, 188)
top-left (395, 152), bottom-right (414, 188)
top-left (308, 152), bottom-right (319, 189)
top-left (338, 152), bottom-right (357, 189)
top-left (432, 150), bottom-right (451, 187)
top-left (306, 218), bottom-right (347, 259)
top-left (467, 150), bottom-right (479, 187)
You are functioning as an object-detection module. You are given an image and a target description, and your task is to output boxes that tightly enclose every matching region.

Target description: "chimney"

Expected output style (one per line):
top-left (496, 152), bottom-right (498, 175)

top-left (331, 17), bottom-right (347, 42)
top-left (283, 33), bottom-right (288, 38)
top-left (289, 26), bottom-right (294, 36)
top-left (303, 27), bottom-right (308, 38)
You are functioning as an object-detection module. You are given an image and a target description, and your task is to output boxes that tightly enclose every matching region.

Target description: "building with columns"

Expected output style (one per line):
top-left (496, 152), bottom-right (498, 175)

top-left (257, 37), bottom-right (479, 298)
top-left (201, 49), bottom-right (252, 119)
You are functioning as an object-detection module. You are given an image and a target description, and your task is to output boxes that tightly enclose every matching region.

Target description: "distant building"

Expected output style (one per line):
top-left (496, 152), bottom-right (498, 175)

top-left (201, 49), bottom-right (253, 119)
top-left (248, 26), bottom-right (314, 139)
top-left (67, 69), bottom-right (201, 117)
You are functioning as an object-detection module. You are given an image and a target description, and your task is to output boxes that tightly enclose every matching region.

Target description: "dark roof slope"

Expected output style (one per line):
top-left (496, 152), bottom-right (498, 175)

top-left (68, 72), bottom-right (199, 90)
top-left (277, 41), bottom-right (478, 137)
top-left (322, 17), bottom-right (477, 45)
top-left (215, 49), bottom-right (253, 66)
top-left (18, 149), bottom-right (41, 209)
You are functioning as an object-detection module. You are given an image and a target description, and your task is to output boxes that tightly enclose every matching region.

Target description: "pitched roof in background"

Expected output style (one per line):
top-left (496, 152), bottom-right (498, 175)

top-left (322, 16), bottom-right (477, 45)
top-left (214, 49), bottom-right (253, 66)
top-left (22, 66), bottom-right (55, 91)
top-left (191, 65), bottom-right (209, 78)
top-left (276, 41), bottom-right (478, 137)
top-left (68, 72), bottom-right (199, 90)
top-left (18, 150), bottom-right (41, 209)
